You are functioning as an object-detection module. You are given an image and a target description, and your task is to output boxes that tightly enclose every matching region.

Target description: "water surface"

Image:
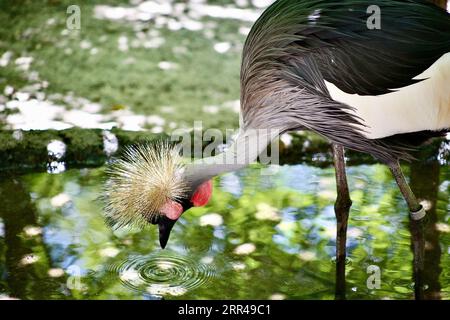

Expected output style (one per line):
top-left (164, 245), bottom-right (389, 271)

top-left (0, 161), bottom-right (448, 299)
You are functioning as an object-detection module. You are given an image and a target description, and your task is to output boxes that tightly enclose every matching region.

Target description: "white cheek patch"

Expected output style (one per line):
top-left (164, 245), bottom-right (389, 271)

top-left (160, 200), bottom-right (184, 220)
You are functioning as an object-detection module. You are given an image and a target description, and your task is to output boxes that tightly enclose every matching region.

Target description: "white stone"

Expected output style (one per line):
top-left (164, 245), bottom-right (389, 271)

top-left (239, 26), bottom-right (251, 36)
top-left (103, 130), bottom-right (119, 156)
top-left (138, 1), bottom-right (172, 15)
top-left (143, 37), bottom-right (165, 48)
top-left (252, 0), bottom-right (274, 8)
top-left (255, 203), bottom-right (280, 221)
top-left (147, 115), bottom-right (165, 126)
top-left (12, 130), bottom-right (23, 141)
top-left (0, 51), bottom-right (13, 67)
top-left (200, 256), bottom-right (214, 264)
top-left (0, 295), bottom-right (19, 300)
top-left (298, 251), bottom-right (317, 261)
top-left (117, 114), bottom-right (147, 131)
top-left (47, 140), bottom-right (66, 159)
top-left (20, 254), bottom-right (39, 266)
top-left (234, 243), bottom-right (256, 255)
top-left (5, 98), bottom-right (70, 130)
top-left (94, 6), bottom-right (134, 20)
top-left (231, 262), bottom-right (246, 271)
top-left (158, 61), bottom-right (177, 70)
top-left (80, 40), bottom-right (92, 49)
top-left (82, 102), bottom-right (102, 113)
top-left (15, 57), bottom-right (33, 70)
top-left (189, 4), bottom-right (260, 22)
top-left (4, 85), bottom-right (14, 96)
top-left (26, 71), bottom-right (40, 82)
top-left (200, 213), bottom-right (224, 227)
top-left (181, 19), bottom-right (203, 31)
top-left (51, 193), bottom-right (71, 207)
top-left (150, 126), bottom-right (163, 134)
top-left (348, 227), bottom-right (363, 238)
top-left (120, 268), bottom-right (140, 282)
top-left (168, 122), bottom-right (177, 129)
top-left (269, 293), bottom-right (286, 300)
top-left (48, 268), bottom-right (65, 277)
top-left (146, 284), bottom-right (187, 296)
top-left (24, 226), bottom-right (42, 237)
top-left (214, 42), bottom-right (231, 54)
top-left (47, 161), bottom-right (66, 174)
top-left (436, 223), bottom-right (450, 233)
top-left (46, 18), bottom-right (56, 25)
top-left (118, 36), bottom-right (129, 52)
top-left (235, 0), bottom-right (249, 7)
top-left (167, 19), bottom-right (182, 31)
top-left (14, 92), bottom-right (30, 102)
top-left (100, 247), bottom-right (120, 257)
top-left (280, 133), bottom-right (293, 147)
top-left (63, 110), bottom-right (105, 128)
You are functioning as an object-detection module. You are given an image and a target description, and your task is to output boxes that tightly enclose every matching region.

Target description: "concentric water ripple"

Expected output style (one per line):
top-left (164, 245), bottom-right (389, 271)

top-left (107, 253), bottom-right (216, 296)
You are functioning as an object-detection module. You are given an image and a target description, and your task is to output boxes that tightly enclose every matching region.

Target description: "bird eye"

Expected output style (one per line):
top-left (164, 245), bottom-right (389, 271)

top-left (148, 215), bottom-right (160, 225)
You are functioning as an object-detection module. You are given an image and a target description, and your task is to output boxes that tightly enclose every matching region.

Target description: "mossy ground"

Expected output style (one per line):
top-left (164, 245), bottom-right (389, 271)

top-left (0, 0), bottom-right (254, 130)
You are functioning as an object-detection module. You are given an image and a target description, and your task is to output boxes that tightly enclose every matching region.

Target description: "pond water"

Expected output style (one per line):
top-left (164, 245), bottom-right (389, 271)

top-left (0, 161), bottom-right (448, 300)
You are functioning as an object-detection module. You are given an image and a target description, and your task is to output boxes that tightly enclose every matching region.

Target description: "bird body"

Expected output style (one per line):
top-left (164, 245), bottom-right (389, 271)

top-left (326, 52), bottom-right (450, 139)
top-left (240, 0), bottom-right (450, 161)
top-left (105, 0), bottom-right (450, 248)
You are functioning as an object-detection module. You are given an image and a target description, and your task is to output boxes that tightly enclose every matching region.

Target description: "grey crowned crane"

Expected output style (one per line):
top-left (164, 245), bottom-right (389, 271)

top-left (104, 0), bottom-right (450, 259)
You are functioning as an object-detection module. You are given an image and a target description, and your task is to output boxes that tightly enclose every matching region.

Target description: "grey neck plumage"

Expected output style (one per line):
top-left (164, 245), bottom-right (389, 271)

top-left (183, 128), bottom-right (279, 193)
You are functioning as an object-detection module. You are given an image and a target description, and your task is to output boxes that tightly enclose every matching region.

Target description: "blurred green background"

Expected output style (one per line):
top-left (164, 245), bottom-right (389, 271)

top-left (0, 0), bottom-right (267, 131)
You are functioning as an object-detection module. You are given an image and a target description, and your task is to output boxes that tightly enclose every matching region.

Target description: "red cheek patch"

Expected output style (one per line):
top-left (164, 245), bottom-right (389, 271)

top-left (191, 180), bottom-right (212, 207)
top-left (160, 200), bottom-right (184, 220)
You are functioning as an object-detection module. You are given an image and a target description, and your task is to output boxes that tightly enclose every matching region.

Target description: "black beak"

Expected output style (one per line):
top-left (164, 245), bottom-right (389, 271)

top-left (158, 216), bottom-right (177, 249)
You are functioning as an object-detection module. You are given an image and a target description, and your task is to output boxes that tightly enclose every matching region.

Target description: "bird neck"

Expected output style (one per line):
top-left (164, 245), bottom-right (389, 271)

top-left (183, 128), bottom-right (279, 191)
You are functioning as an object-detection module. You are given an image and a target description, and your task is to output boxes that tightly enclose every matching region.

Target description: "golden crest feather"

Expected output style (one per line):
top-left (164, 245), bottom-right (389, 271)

top-left (103, 141), bottom-right (188, 228)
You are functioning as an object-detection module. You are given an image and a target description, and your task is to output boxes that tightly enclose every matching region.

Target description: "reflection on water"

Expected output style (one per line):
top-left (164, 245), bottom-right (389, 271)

top-left (409, 159), bottom-right (443, 300)
top-left (0, 161), bottom-right (448, 300)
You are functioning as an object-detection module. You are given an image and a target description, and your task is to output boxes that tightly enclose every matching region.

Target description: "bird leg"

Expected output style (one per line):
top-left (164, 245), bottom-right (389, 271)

top-left (388, 161), bottom-right (426, 221)
top-left (410, 216), bottom-right (425, 300)
top-left (332, 144), bottom-right (352, 259)
top-left (332, 144), bottom-right (352, 300)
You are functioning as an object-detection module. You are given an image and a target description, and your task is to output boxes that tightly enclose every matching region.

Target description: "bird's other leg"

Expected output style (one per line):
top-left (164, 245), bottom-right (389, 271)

top-left (410, 216), bottom-right (425, 300)
top-left (389, 159), bottom-right (432, 300)
top-left (389, 161), bottom-right (426, 299)
top-left (332, 144), bottom-right (352, 300)
top-left (387, 161), bottom-right (426, 221)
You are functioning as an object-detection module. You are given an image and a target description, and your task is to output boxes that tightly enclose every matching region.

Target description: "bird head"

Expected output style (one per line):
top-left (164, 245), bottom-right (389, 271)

top-left (103, 142), bottom-right (212, 249)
